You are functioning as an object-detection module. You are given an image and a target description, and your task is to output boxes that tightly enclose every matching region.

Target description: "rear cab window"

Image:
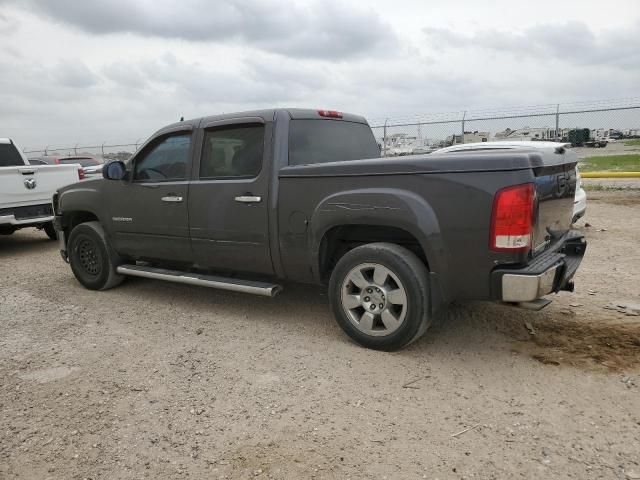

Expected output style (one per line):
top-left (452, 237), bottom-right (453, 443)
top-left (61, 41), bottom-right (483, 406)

top-left (0, 142), bottom-right (26, 167)
top-left (288, 120), bottom-right (380, 166)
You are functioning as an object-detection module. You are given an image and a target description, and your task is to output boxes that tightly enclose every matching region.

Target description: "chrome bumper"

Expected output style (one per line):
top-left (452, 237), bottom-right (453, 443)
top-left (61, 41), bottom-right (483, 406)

top-left (0, 214), bottom-right (54, 226)
top-left (491, 231), bottom-right (586, 303)
top-left (501, 265), bottom-right (559, 302)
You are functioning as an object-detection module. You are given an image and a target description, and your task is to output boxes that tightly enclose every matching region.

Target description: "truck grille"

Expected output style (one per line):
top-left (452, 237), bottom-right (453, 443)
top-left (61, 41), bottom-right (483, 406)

top-left (0, 203), bottom-right (53, 220)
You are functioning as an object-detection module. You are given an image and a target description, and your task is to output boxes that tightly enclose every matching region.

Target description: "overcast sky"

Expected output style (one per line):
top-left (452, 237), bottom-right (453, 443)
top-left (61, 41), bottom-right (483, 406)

top-left (1, 0), bottom-right (639, 148)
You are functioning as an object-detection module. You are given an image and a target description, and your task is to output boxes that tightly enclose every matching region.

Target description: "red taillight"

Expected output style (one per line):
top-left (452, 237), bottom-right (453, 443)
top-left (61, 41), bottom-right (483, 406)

top-left (490, 183), bottom-right (535, 253)
top-left (54, 158), bottom-right (60, 164)
top-left (78, 167), bottom-right (85, 180)
top-left (318, 109), bottom-right (343, 118)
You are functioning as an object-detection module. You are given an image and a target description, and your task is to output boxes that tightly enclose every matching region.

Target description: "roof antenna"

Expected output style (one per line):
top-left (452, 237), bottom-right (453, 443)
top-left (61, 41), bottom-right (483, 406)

top-left (180, 116), bottom-right (184, 122)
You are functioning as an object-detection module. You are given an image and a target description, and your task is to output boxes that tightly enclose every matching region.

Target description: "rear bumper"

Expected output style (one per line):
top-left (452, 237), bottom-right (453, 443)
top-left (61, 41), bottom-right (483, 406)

top-left (0, 214), bottom-right (54, 226)
top-left (491, 231), bottom-right (587, 302)
top-left (0, 203), bottom-right (54, 226)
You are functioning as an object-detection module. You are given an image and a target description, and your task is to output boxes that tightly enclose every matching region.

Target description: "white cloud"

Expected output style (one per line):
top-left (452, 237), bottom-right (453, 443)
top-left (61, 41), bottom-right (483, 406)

top-left (0, 0), bottom-right (638, 147)
top-left (6, 0), bottom-right (397, 60)
top-left (424, 21), bottom-right (640, 70)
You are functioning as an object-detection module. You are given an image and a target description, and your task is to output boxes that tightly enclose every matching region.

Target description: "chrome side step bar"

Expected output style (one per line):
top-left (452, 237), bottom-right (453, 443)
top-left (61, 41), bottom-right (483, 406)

top-left (116, 264), bottom-right (282, 297)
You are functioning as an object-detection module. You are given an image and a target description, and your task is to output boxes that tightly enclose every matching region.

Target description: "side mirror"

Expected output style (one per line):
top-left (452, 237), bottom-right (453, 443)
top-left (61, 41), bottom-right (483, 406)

top-left (103, 161), bottom-right (127, 180)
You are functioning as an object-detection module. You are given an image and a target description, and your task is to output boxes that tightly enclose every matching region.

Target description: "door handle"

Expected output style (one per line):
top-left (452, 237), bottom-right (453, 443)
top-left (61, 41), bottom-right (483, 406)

top-left (161, 195), bottom-right (183, 203)
top-left (234, 195), bottom-right (262, 203)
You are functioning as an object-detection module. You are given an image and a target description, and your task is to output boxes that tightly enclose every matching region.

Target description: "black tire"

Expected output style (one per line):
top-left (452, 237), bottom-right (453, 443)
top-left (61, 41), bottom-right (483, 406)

top-left (328, 242), bottom-right (431, 351)
top-left (67, 221), bottom-right (124, 290)
top-left (43, 222), bottom-right (57, 241)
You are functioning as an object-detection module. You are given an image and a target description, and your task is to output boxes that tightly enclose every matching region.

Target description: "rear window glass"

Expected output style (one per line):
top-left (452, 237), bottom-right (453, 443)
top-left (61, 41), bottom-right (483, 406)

top-left (0, 143), bottom-right (25, 167)
top-left (59, 158), bottom-right (99, 167)
top-left (288, 120), bottom-right (380, 166)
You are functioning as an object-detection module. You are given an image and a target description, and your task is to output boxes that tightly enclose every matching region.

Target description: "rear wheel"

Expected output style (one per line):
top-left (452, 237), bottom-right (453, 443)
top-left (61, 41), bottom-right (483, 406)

top-left (329, 242), bottom-right (431, 351)
top-left (68, 221), bottom-right (124, 290)
top-left (43, 222), bottom-right (57, 241)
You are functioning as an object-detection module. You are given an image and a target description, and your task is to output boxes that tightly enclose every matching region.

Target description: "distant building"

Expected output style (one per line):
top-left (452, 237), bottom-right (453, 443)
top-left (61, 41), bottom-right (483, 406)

top-left (462, 131), bottom-right (490, 143)
top-left (493, 127), bottom-right (557, 142)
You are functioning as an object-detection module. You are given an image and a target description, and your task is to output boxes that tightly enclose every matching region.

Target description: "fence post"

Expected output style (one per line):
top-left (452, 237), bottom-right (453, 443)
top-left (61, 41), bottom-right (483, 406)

top-left (101, 141), bottom-right (106, 158)
top-left (74, 143), bottom-right (78, 156)
top-left (555, 104), bottom-right (560, 141)
top-left (383, 119), bottom-right (388, 156)
top-left (44, 145), bottom-right (49, 155)
top-left (460, 111), bottom-right (467, 145)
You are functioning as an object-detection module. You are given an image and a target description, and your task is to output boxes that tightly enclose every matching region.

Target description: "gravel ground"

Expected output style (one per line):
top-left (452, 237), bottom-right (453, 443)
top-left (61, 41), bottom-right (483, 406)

top-left (1, 191), bottom-right (639, 479)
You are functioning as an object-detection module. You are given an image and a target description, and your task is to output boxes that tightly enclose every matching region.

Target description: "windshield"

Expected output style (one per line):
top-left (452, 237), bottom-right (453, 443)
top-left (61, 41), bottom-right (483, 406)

top-left (288, 120), bottom-right (380, 166)
top-left (0, 143), bottom-right (26, 167)
top-left (59, 158), bottom-right (100, 167)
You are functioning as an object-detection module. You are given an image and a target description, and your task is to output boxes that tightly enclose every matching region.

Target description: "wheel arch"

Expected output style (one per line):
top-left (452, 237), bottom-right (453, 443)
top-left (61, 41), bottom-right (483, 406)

top-left (59, 210), bottom-right (101, 248)
top-left (309, 188), bottom-right (448, 289)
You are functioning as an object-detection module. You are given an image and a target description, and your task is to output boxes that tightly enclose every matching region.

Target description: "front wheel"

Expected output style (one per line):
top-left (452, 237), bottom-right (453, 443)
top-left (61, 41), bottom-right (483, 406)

top-left (67, 221), bottom-right (124, 290)
top-left (328, 242), bottom-right (431, 351)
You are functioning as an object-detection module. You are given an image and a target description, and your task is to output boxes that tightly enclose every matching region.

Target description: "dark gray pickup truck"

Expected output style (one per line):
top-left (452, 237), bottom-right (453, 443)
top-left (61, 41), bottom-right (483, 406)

top-left (53, 108), bottom-right (586, 350)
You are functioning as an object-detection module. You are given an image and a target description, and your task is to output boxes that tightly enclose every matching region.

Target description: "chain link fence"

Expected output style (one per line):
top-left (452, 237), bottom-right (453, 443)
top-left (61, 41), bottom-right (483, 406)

top-left (22, 140), bottom-right (144, 163)
top-left (369, 98), bottom-right (640, 156)
top-left (21, 98), bottom-right (640, 161)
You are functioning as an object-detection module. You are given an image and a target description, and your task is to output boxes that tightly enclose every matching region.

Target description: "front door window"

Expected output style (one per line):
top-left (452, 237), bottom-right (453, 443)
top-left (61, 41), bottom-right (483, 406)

top-left (134, 133), bottom-right (191, 182)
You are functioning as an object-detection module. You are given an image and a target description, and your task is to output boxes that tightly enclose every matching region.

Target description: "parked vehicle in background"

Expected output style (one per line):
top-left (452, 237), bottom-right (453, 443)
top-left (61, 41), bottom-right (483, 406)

top-left (56, 156), bottom-right (102, 169)
top-left (29, 155), bottom-right (102, 179)
top-left (53, 109), bottom-right (586, 351)
top-left (566, 128), bottom-right (607, 148)
top-left (58, 156), bottom-right (102, 177)
top-left (28, 158), bottom-right (48, 165)
top-left (573, 168), bottom-right (587, 223)
top-left (81, 163), bottom-right (104, 177)
top-left (434, 141), bottom-right (588, 223)
top-left (0, 138), bottom-right (83, 239)
top-left (35, 155), bottom-right (102, 168)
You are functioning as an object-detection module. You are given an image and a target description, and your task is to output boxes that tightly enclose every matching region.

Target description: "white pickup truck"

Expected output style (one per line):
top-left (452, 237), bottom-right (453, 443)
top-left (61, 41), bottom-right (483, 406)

top-left (1, 138), bottom-right (81, 240)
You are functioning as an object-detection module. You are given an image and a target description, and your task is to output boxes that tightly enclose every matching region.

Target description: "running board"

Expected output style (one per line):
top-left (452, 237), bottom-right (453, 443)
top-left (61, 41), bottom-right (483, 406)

top-left (116, 264), bottom-right (282, 297)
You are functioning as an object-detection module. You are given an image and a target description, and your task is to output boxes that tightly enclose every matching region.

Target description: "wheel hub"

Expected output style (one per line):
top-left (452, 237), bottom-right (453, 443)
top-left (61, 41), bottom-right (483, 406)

top-left (361, 285), bottom-right (387, 312)
top-left (77, 238), bottom-right (101, 276)
top-left (340, 262), bottom-right (408, 337)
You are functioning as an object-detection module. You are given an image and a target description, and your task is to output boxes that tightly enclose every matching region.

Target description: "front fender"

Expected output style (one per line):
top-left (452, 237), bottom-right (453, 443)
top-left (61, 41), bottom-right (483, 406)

top-left (58, 180), bottom-right (107, 228)
top-left (309, 188), bottom-right (447, 283)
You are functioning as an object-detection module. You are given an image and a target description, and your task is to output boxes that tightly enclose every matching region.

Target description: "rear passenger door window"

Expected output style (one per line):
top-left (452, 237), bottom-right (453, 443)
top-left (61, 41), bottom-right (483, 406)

top-left (199, 124), bottom-right (264, 179)
top-left (133, 133), bottom-right (191, 182)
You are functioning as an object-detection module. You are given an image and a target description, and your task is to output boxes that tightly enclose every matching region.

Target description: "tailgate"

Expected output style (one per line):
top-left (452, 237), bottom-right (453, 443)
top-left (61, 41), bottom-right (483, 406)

top-left (0, 165), bottom-right (80, 209)
top-left (531, 150), bottom-right (578, 255)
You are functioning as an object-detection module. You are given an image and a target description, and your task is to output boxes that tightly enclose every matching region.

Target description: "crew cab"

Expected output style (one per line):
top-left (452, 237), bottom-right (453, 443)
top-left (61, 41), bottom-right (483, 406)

top-left (53, 109), bottom-right (586, 350)
top-left (0, 138), bottom-right (82, 239)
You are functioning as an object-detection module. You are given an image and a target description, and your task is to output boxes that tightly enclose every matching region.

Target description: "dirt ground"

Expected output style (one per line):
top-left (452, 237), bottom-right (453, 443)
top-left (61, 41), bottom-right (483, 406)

top-left (1, 190), bottom-right (639, 479)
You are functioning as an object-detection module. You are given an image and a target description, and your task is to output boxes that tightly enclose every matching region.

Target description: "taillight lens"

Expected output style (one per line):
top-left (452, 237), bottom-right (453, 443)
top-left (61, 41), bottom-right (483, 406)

top-left (318, 110), bottom-right (343, 118)
top-left (78, 167), bottom-right (85, 180)
top-left (490, 183), bottom-right (535, 253)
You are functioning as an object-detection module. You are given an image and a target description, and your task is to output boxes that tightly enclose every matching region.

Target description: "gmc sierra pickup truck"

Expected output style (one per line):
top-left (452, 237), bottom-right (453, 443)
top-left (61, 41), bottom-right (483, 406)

top-left (1, 138), bottom-right (81, 240)
top-left (53, 108), bottom-right (586, 350)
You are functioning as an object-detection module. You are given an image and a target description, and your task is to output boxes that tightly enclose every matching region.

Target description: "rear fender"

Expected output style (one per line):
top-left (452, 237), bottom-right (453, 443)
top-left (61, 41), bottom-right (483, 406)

top-left (310, 188), bottom-right (447, 284)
